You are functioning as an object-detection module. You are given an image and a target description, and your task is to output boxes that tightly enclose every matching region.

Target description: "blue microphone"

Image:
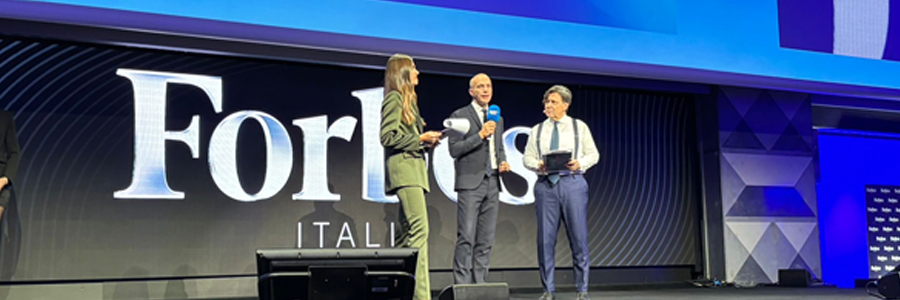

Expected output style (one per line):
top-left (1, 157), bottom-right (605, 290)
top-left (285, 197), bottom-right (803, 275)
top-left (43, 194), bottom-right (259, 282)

top-left (487, 105), bottom-right (501, 123)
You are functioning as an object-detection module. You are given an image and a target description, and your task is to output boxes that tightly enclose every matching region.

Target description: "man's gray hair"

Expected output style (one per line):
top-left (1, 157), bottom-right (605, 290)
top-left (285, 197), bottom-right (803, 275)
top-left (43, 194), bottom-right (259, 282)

top-left (543, 85), bottom-right (572, 104)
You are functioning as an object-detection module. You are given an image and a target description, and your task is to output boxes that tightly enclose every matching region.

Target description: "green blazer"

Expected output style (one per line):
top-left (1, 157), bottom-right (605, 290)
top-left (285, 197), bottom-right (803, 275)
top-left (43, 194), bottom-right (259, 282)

top-left (380, 90), bottom-right (429, 195)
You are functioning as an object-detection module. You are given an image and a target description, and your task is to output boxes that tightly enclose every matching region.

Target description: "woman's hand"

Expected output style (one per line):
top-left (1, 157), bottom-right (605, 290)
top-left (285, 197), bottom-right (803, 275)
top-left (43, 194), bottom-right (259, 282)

top-left (419, 131), bottom-right (443, 147)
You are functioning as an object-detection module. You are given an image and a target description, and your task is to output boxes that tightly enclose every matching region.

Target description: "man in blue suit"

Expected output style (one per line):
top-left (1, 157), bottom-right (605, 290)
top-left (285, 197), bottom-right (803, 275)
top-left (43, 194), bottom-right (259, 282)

top-left (523, 85), bottom-right (599, 300)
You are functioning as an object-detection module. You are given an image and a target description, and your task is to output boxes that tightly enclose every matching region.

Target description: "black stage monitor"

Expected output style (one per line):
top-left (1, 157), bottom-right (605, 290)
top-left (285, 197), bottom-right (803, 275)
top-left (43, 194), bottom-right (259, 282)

top-left (256, 248), bottom-right (417, 300)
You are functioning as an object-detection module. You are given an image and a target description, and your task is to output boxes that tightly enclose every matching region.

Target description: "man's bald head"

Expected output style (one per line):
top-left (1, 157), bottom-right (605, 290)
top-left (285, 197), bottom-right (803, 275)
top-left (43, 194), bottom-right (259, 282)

top-left (469, 73), bottom-right (493, 108)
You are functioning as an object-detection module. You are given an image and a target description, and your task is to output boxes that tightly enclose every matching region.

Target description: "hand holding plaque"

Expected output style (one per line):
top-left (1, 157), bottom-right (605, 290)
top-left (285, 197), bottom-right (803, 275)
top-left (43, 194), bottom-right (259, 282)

top-left (542, 150), bottom-right (572, 173)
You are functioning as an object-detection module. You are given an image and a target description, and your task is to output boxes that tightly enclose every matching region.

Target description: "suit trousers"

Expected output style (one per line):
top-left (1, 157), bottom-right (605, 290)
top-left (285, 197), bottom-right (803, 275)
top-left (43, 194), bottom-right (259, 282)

top-left (534, 175), bottom-right (590, 293)
top-left (396, 187), bottom-right (431, 300)
top-left (452, 174), bottom-right (500, 284)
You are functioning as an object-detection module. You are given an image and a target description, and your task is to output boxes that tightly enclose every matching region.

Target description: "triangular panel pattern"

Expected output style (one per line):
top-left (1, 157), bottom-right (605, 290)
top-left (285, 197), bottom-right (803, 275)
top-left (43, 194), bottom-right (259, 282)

top-left (798, 226), bottom-right (822, 278)
top-left (720, 156), bottom-right (747, 213)
top-left (772, 124), bottom-right (812, 153)
top-left (768, 90), bottom-right (809, 119)
top-left (775, 222), bottom-right (817, 252)
top-left (793, 163), bottom-right (818, 214)
top-left (744, 92), bottom-right (791, 149)
top-left (727, 186), bottom-right (815, 217)
top-left (718, 93), bottom-right (744, 133)
top-left (722, 153), bottom-right (810, 187)
top-left (720, 86), bottom-right (762, 116)
top-left (724, 223), bottom-right (753, 281)
top-left (749, 224), bottom-right (798, 283)
top-left (727, 221), bottom-right (772, 255)
top-left (734, 256), bottom-right (771, 285)
top-left (723, 121), bottom-right (766, 150)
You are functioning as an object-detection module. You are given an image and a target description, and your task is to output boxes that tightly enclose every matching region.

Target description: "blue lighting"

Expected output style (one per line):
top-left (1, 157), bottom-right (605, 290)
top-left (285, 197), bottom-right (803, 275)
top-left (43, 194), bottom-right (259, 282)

top-left (6, 0), bottom-right (900, 91)
top-left (817, 129), bottom-right (900, 287)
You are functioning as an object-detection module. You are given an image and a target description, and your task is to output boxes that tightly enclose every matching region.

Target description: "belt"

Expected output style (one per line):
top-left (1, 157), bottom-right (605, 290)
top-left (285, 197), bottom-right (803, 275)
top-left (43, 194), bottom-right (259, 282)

top-left (538, 173), bottom-right (579, 180)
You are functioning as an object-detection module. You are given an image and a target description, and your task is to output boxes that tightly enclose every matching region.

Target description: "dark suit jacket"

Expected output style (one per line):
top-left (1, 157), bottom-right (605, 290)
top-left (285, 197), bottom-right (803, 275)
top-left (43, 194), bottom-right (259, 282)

top-left (448, 104), bottom-right (507, 191)
top-left (0, 110), bottom-right (19, 189)
top-left (0, 110), bottom-right (19, 279)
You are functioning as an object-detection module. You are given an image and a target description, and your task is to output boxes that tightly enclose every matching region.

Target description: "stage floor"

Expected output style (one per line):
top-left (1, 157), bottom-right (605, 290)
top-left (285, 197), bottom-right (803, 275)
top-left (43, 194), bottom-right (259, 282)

top-left (509, 286), bottom-right (869, 300)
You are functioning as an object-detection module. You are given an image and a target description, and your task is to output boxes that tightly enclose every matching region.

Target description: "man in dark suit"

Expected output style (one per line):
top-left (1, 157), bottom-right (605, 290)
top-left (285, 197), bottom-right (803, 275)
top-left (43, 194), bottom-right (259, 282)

top-left (0, 109), bottom-right (19, 220)
top-left (0, 108), bottom-right (20, 283)
top-left (448, 73), bottom-right (510, 284)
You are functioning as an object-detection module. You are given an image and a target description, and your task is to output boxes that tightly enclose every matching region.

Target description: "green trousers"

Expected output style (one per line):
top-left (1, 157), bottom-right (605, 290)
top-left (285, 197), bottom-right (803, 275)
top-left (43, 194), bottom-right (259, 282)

top-left (396, 187), bottom-right (430, 300)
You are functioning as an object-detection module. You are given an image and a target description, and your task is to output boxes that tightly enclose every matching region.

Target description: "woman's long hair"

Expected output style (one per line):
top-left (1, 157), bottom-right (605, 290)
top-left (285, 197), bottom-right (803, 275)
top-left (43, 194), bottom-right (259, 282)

top-left (384, 54), bottom-right (418, 125)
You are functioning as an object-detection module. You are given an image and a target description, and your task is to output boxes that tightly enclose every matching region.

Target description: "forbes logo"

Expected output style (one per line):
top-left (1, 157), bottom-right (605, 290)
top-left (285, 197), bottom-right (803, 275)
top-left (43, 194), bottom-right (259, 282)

top-left (891, 217), bottom-right (899, 223)
top-left (878, 236), bottom-right (887, 242)
top-left (892, 237), bottom-right (900, 242)
top-left (874, 266), bottom-right (884, 272)
top-left (877, 217), bottom-right (886, 223)
top-left (883, 188), bottom-right (892, 193)
top-left (869, 207), bottom-right (878, 213)
top-left (893, 255), bottom-right (900, 261)
top-left (876, 197), bottom-right (886, 203)
top-left (868, 188), bottom-right (878, 193)
top-left (871, 227), bottom-right (881, 232)
top-left (879, 256), bottom-right (889, 262)
top-left (872, 246), bottom-right (882, 252)
top-left (886, 246), bottom-right (896, 252)
top-left (890, 198), bottom-right (899, 204)
top-left (884, 227), bottom-right (895, 232)
top-left (111, 69), bottom-right (537, 205)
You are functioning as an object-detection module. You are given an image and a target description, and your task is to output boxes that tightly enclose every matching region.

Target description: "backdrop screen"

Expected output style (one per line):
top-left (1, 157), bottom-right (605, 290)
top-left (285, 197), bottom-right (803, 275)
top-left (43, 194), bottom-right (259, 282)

top-left (0, 35), bottom-right (700, 281)
top-left (7, 0), bottom-right (900, 92)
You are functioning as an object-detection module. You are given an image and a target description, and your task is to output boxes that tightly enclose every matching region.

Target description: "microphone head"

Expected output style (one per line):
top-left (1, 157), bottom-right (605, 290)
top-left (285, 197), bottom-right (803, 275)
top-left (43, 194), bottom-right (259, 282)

top-left (487, 105), bottom-right (501, 123)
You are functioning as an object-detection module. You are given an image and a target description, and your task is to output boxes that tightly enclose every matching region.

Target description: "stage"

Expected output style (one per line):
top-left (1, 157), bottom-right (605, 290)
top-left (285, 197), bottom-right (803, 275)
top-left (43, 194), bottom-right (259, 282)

top-left (508, 286), bottom-right (869, 300)
top-left (207, 285), bottom-right (871, 300)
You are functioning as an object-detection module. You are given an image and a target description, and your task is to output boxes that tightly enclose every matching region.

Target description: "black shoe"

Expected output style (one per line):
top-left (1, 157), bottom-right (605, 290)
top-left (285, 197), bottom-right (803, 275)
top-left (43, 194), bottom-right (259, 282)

top-left (538, 292), bottom-right (555, 300)
top-left (576, 291), bottom-right (590, 300)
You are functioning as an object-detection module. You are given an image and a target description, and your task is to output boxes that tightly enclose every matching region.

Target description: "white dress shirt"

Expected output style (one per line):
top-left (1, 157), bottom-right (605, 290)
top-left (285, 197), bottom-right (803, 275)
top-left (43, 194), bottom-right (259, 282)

top-left (472, 101), bottom-right (498, 169)
top-left (523, 115), bottom-right (599, 175)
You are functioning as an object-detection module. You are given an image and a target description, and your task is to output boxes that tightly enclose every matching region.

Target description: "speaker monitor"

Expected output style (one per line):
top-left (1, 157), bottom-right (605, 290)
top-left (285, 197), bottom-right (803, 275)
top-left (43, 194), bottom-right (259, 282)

top-left (777, 269), bottom-right (811, 287)
top-left (256, 248), bottom-right (418, 300)
top-left (438, 283), bottom-right (510, 300)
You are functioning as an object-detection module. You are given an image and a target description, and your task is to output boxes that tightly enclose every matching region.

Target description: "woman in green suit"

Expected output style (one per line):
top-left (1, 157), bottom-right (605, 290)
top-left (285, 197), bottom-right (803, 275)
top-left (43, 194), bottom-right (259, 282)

top-left (380, 54), bottom-right (442, 300)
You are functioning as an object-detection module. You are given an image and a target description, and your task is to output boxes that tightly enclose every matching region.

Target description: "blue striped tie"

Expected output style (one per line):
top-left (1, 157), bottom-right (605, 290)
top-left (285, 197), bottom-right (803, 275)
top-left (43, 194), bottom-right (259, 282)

top-left (549, 121), bottom-right (560, 185)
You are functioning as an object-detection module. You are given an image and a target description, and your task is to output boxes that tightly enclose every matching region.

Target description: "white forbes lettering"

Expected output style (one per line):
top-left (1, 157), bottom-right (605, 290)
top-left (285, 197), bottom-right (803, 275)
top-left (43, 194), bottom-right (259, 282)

top-left (114, 69), bottom-right (536, 204)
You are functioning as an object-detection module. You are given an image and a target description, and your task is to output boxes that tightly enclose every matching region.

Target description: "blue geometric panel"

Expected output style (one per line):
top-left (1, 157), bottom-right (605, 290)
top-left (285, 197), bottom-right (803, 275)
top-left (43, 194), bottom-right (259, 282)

top-left (744, 92), bottom-right (791, 139)
top-left (718, 85), bottom-right (819, 283)
top-left (718, 92), bottom-right (744, 137)
top-left (720, 86), bottom-right (762, 116)
top-left (788, 96), bottom-right (813, 138)
top-left (772, 124), bottom-right (812, 152)
top-left (727, 186), bottom-right (815, 217)
top-left (769, 90), bottom-right (808, 119)
top-left (723, 121), bottom-right (766, 150)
